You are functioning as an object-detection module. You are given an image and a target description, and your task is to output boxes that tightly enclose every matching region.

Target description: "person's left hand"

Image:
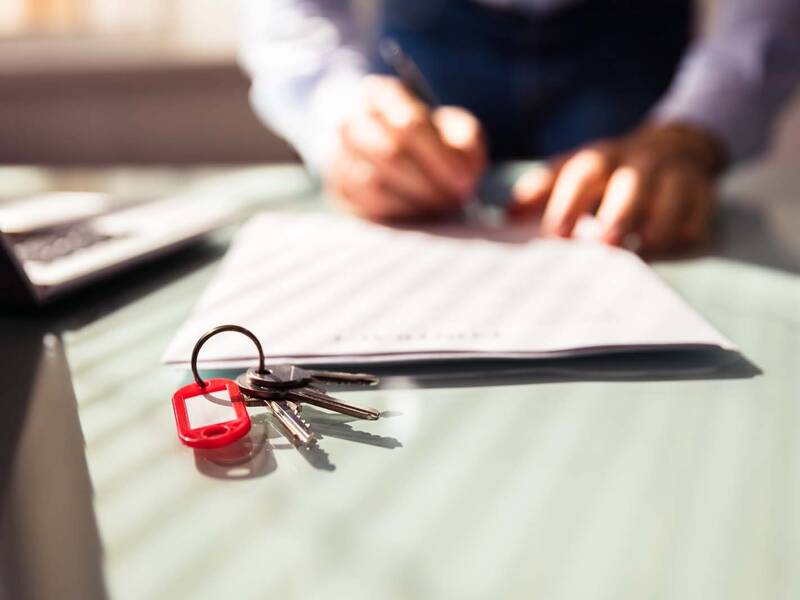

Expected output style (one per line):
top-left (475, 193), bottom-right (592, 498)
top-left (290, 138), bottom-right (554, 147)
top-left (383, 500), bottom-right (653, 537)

top-left (510, 123), bottom-right (725, 253)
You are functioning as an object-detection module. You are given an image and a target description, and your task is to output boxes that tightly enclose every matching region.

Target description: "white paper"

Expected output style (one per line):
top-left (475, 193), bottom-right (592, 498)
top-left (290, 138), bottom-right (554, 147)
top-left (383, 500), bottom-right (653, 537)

top-left (162, 212), bottom-right (734, 367)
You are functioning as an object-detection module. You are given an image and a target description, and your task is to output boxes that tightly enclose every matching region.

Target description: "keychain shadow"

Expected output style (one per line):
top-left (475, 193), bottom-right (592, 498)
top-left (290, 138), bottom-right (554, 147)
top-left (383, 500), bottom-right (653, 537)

top-left (193, 412), bottom-right (277, 479)
top-left (192, 412), bottom-right (339, 476)
top-left (301, 406), bottom-right (403, 450)
top-left (193, 411), bottom-right (339, 475)
top-left (193, 408), bottom-right (403, 477)
top-left (294, 408), bottom-right (403, 472)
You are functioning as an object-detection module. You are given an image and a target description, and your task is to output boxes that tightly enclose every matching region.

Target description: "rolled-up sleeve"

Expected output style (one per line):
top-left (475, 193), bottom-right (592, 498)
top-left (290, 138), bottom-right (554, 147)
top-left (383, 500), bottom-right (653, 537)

top-left (652, 0), bottom-right (800, 163)
top-left (239, 0), bottom-right (369, 174)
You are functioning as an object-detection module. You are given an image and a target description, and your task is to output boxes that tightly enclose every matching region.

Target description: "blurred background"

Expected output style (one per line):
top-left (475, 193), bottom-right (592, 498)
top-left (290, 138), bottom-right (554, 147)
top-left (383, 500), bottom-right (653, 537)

top-left (0, 0), bottom-right (796, 166)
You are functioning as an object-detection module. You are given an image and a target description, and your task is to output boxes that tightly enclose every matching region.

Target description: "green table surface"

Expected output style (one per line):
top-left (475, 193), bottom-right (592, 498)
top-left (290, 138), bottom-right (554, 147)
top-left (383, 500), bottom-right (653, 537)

top-left (1, 161), bottom-right (799, 600)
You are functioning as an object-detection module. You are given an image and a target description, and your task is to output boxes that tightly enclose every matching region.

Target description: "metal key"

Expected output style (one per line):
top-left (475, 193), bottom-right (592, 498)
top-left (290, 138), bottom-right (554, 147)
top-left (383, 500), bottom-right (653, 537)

top-left (308, 369), bottom-right (379, 387)
top-left (236, 372), bottom-right (289, 401)
top-left (245, 364), bottom-right (312, 390)
top-left (267, 399), bottom-right (316, 446)
top-left (241, 364), bottom-right (381, 421)
top-left (245, 365), bottom-right (378, 389)
top-left (287, 386), bottom-right (380, 421)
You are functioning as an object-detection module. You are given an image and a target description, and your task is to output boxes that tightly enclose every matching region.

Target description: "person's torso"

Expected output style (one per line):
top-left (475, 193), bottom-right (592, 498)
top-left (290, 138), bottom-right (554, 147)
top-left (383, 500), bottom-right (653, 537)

top-left (474, 0), bottom-right (583, 14)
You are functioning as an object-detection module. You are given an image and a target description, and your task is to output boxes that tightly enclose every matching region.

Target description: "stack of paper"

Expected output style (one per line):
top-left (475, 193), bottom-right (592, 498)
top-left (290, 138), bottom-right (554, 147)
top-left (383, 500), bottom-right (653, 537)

top-left (162, 212), bottom-right (734, 368)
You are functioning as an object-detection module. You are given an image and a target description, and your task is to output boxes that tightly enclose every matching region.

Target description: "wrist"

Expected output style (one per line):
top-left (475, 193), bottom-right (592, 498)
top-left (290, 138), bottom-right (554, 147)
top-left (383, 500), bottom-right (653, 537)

top-left (637, 122), bottom-right (728, 175)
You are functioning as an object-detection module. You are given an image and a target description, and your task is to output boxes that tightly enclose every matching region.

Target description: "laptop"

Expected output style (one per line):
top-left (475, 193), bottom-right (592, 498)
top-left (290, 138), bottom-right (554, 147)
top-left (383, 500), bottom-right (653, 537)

top-left (0, 190), bottom-right (238, 305)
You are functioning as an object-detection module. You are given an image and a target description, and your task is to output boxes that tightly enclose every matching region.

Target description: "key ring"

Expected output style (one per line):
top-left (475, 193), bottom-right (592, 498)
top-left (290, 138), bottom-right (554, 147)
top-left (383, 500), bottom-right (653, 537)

top-left (191, 324), bottom-right (266, 388)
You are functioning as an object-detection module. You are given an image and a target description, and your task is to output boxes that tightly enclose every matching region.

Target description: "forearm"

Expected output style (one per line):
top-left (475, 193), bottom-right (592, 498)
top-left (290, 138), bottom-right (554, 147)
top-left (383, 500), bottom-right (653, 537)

top-left (239, 0), bottom-right (369, 174)
top-left (652, 0), bottom-right (800, 164)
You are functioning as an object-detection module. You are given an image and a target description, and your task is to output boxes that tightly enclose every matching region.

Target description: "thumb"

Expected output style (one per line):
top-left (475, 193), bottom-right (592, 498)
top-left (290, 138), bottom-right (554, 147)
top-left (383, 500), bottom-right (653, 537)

top-left (433, 106), bottom-right (487, 174)
top-left (509, 162), bottom-right (559, 217)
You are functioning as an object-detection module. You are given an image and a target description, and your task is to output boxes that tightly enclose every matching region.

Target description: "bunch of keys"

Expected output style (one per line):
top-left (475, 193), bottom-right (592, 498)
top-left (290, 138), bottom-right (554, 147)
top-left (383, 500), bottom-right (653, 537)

top-left (172, 324), bottom-right (381, 449)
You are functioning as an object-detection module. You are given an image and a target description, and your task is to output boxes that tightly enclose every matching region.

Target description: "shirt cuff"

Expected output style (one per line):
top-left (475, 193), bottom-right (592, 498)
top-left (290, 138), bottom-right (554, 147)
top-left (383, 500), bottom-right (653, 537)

top-left (650, 53), bottom-right (750, 164)
top-left (651, 13), bottom-right (800, 165)
top-left (302, 67), bottom-right (366, 176)
top-left (249, 61), bottom-right (366, 177)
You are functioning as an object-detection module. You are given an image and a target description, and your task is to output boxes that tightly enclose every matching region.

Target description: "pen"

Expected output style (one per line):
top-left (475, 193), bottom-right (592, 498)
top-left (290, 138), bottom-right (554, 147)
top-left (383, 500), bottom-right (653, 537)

top-left (378, 38), bottom-right (484, 224)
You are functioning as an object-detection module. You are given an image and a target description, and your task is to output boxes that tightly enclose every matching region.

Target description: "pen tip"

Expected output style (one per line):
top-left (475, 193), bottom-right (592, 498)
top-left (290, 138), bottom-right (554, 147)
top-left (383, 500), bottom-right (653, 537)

top-left (378, 38), bottom-right (401, 62)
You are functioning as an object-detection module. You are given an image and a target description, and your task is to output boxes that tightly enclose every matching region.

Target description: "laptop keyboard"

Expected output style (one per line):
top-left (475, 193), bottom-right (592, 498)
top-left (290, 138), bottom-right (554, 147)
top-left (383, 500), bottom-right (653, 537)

top-left (11, 224), bottom-right (116, 263)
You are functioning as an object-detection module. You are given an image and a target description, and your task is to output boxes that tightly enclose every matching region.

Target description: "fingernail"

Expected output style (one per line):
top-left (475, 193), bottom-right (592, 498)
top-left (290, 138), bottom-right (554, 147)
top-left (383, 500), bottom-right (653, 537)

top-left (622, 232), bottom-right (642, 252)
top-left (601, 225), bottom-right (623, 245)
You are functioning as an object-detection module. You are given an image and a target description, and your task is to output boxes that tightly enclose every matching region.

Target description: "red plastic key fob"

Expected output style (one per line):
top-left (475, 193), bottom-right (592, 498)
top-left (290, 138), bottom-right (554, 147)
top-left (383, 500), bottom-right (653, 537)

top-left (172, 378), bottom-right (251, 449)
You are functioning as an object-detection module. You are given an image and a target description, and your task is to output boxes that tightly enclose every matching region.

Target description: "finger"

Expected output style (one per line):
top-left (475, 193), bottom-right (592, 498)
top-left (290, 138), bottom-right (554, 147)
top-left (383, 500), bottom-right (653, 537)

top-left (509, 164), bottom-right (557, 216)
top-left (365, 78), bottom-right (472, 199)
top-left (432, 106), bottom-right (487, 176)
top-left (542, 148), bottom-right (614, 237)
top-left (510, 153), bottom-right (572, 216)
top-left (680, 174), bottom-right (715, 243)
top-left (329, 153), bottom-right (417, 221)
top-left (595, 155), bottom-right (658, 246)
top-left (341, 114), bottom-right (449, 214)
top-left (639, 169), bottom-right (692, 252)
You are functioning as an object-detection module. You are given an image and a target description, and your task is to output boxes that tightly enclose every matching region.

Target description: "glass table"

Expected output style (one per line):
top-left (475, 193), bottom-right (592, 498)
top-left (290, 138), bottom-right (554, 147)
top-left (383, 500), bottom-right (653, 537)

top-left (2, 160), bottom-right (798, 600)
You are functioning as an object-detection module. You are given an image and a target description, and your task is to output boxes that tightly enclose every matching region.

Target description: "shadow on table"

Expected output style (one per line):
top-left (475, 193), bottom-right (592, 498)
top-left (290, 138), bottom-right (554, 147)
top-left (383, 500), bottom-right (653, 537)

top-left (193, 413), bottom-right (277, 479)
top-left (710, 202), bottom-right (800, 276)
top-left (194, 409), bottom-right (403, 478)
top-left (303, 348), bottom-right (759, 391)
top-left (196, 347), bottom-right (753, 478)
top-left (0, 322), bottom-right (108, 600)
top-left (191, 347), bottom-right (757, 476)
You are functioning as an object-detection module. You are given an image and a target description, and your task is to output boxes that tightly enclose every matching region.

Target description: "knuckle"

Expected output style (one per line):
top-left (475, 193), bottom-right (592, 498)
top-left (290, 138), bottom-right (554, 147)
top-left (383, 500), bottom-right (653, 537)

top-left (568, 148), bottom-right (611, 176)
top-left (324, 156), bottom-right (348, 189)
top-left (377, 138), bottom-right (403, 161)
top-left (396, 109), bottom-right (427, 136)
top-left (628, 152), bottom-right (661, 176)
top-left (361, 170), bottom-right (382, 191)
top-left (658, 165), bottom-right (693, 193)
top-left (351, 160), bottom-right (380, 188)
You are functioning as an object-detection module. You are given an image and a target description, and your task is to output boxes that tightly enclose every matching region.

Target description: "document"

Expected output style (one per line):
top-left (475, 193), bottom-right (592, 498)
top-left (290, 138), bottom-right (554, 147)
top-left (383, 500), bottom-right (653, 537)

top-left (163, 212), bottom-right (734, 368)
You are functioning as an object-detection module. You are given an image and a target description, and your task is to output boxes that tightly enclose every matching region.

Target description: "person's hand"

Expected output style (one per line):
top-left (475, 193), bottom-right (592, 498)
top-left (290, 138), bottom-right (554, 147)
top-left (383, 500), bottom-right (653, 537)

top-left (326, 75), bottom-right (487, 221)
top-left (511, 123), bottom-right (725, 253)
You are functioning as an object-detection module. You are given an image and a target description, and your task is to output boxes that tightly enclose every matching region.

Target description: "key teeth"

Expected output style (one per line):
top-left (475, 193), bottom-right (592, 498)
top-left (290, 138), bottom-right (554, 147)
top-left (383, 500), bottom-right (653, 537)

top-left (288, 405), bottom-right (315, 442)
top-left (291, 405), bottom-right (318, 445)
top-left (311, 372), bottom-right (380, 386)
top-left (298, 387), bottom-right (381, 421)
top-left (288, 427), bottom-right (316, 447)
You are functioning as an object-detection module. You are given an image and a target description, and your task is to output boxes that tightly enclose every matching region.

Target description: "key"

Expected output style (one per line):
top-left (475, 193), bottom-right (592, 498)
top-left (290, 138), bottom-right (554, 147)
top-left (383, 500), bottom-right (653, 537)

top-left (239, 363), bottom-right (381, 425)
top-left (308, 369), bottom-right (379, 387)
top-left (268, 399), bottom-right (316, 446)
top-left (239, 372), bottom-right (380, 421)
top-left (236, 372), bottom-right (288, 400)
top-left (245, 364), bottom-right (312, 390)
top-left (288, 386), bottom-right (380, 421)
top-left (244, 365), bottom-right (379, 390)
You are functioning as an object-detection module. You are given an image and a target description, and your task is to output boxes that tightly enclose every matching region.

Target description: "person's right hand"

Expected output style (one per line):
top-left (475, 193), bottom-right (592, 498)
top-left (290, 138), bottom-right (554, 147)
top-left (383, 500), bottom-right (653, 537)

top-left (325, 75), bottom-right (487, 221)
